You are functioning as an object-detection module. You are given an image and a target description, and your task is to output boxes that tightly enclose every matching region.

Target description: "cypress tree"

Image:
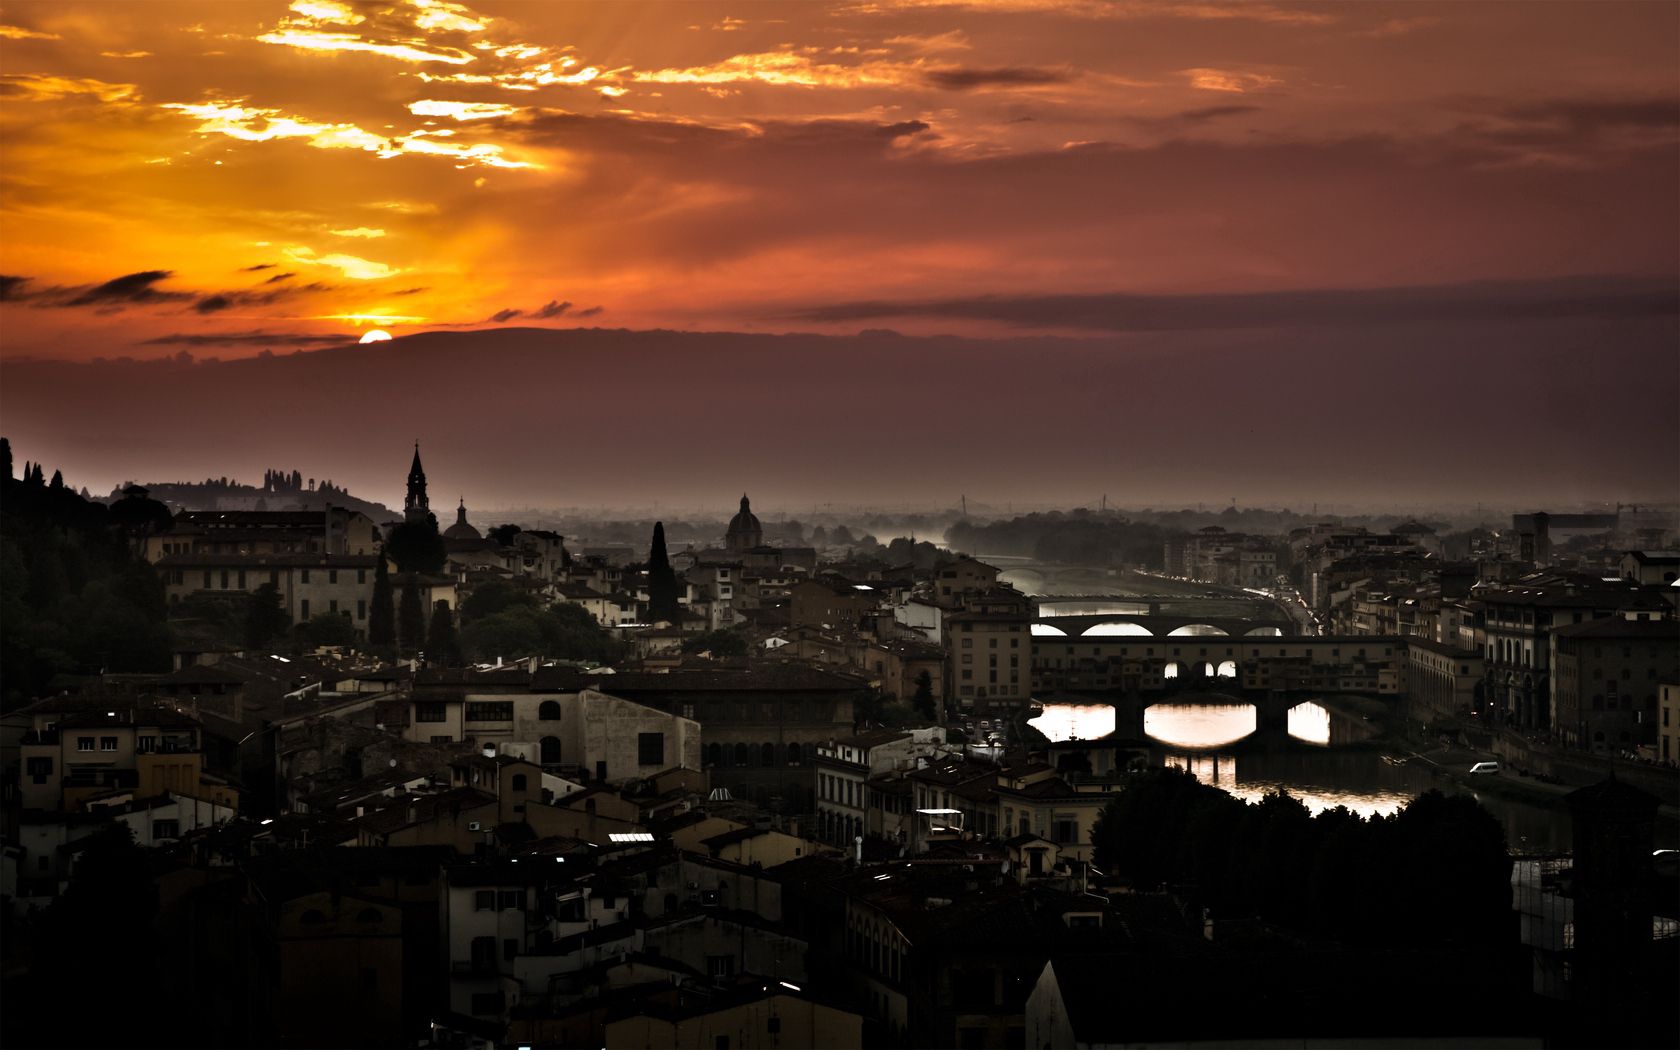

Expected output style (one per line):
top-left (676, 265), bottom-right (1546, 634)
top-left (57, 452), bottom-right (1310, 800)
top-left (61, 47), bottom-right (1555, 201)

top-left (426, 600), bottom-right (462, 667)
top-left (398, 572), bottom-right (425, 654)
top-left (1, 437), bottom-right (11, 480)
top-left (647, 521), bottom-right (680, 625)
top-left (369, 550), bottom-right (395, 649)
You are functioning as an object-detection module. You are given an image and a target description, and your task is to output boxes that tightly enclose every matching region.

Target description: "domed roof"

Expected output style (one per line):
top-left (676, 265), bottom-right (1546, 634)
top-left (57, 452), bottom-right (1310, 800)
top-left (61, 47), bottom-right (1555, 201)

top-left (725, 493), bottom-right (764, 551)
top-left (444, 498), bottom-right (482, 541)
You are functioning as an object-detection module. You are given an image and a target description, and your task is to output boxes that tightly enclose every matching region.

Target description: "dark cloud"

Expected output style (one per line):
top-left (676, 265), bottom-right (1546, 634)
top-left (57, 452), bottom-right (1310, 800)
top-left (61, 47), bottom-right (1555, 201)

top-left (194, 295), bottom-right (233, 314)
top-left (139, 330), bottom-right (353, 347)
top-left (0, 275), bottom-right (30, 301)
top-left (489, 308), bottom-right (523, 323)
top-left (924, 67), bottom-right (1072, 90)
top-left (262, 272), bottom-right (297, 284)
top-left (534, 299), bottom-right (571, 319)
top-left (66, 270), bottom-right (190, 307)
top-left (1502, 97), bottom-right (1680, 132)
top-left (787, 275), bottom-right (1679, 332)
top-left (574, 306), bottom-right (603, 318)
top-left (240, 263), bottom-right (278, 272)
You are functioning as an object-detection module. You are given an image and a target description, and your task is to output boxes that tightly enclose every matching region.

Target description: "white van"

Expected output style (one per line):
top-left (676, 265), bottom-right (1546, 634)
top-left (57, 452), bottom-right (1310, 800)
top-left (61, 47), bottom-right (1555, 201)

top-left (1469, 761), bottom-right (1500, 775)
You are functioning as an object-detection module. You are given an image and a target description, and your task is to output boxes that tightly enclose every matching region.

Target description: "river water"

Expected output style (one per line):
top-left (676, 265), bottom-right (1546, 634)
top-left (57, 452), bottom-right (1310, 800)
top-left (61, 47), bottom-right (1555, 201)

top-left (1031, 700), bottom-right (1678, 853)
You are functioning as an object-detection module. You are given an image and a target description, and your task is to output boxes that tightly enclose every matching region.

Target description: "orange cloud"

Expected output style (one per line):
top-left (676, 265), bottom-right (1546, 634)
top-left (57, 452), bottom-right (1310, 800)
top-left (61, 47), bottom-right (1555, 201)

top-left (0, 74), bottom-right (138, 103)
top-left (1182, 68), bottom-right (1283, 93)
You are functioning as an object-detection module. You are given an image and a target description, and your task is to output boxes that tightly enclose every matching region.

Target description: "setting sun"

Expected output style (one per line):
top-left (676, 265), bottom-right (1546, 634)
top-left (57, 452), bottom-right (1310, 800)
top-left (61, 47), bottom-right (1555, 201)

top-left (358, 329), bottom-right (392, 344)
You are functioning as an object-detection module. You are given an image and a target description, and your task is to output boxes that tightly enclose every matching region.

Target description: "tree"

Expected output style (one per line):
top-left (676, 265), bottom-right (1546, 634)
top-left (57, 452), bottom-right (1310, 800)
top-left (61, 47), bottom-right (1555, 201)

top-left (1, 436), bottom-right (10, 480)
top-left (398, 572), bottom-right (426, 654)
top-left (244, 582), bottom-right (291, 648)
top-left (461, 578), bottom-right (537, 621)
top-left (297, 611), bottom-right (357, 649)
top-left (912, 670), bottom-right (937, 720)
top-left (681, 628), bottom-right (747, 660)
top-left (647, 521), bottom-right (680, 624)
top-left (427, 600), bottom-right (462, 666)
top-left (368, 550), bottom-right (395, 649)
top-left (488, 523), bottom-right (522, 546)
top-left (49, 468), bottom-right (63, 490)
top-left (384, 519), bottom-right (446, 574)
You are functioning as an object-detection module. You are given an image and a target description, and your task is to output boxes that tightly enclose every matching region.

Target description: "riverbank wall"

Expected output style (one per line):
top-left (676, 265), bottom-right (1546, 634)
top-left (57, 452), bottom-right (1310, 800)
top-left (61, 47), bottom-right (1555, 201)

top-left (1486, 728), bottom-right (1679, 802)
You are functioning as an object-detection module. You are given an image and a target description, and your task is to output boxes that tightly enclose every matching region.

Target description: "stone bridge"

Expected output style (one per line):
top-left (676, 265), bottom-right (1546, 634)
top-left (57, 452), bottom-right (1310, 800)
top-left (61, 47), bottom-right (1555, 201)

top-left (1031, 611), bottom-right (1296, 639)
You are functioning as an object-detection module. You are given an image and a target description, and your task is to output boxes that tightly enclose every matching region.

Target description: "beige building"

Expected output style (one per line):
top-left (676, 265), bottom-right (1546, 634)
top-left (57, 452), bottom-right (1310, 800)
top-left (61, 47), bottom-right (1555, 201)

top-left (17, 693), bottom-right (237, 814)
top-left (946, 589), bottom-right (1033, 716)
top-left (604, 988), bottom-right (862, 1050)
top-left (405, 683), bottom-right (701, 782)
top-left (145, 507), bottom-right (379, 562)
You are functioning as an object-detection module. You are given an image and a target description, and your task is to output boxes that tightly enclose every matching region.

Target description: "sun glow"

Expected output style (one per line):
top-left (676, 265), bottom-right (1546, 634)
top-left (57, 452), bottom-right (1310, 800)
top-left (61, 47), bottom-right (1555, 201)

top-left (358, 329), bottom-right (393, 343)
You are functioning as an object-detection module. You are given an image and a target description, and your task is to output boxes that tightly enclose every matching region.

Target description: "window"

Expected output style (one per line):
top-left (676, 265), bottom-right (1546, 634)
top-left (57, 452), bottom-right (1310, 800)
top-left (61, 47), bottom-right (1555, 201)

top-left (300, 599), bottom-right (309, 619)
top-left (430, 735), bottom-right (453, 744)
top-left (475, 890), bottom-right (495, 911)
top-left (153, 819), bottom-right (179, 840)
top-left (329, 569), bottom-right (338, 584)
top-left (357, 600), bottom-right (366, 620)
top-left (100, 736), bottom-right (118, 751)
top-left (415, 702), bottom-right (448, 722)
top-left (25, 756), bottom-right (51, 784)
top-left (358, 569), bottom-right (367, 584)
top-left (538, 700), bottom-right (562, 720)
top-left (540, 736), bottom-right (561, 764)
top-left (465, 702), bottom-right (513, 722)
top-left (511, 774), bottom-right (527, 791)
top-left (503, 938), bottom-right (519, 962)
top-left (498, 890), bottom-right (521, 910)
top-left (706, 954), bottom-right (736, 978)
top-left (329, 599), bottom-right (338, 614)
top-left (77, 737), bottom-right (95, 752)
top-left (761, 742), bottom-right (776, 767)
top-left (301, 569), bottom-right (311, 584)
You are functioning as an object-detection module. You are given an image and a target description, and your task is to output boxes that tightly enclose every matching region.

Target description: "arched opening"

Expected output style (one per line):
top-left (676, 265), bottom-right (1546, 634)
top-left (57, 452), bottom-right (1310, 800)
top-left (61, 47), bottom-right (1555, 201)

top-left (761, 743), bottom-right (776, 767)
top-left (733, 743), bottom-right (750, 767)
top-left (1168, 624), bottom-right (1228, 637)
top-left (540, 736), bottom-right (561, 765)
top-left (1245, 626), bottom-right (1283, 637)
top-left (786, 743), bottom-right (801, 765)
top-left (1216, 660), bottom-right (1237, 678)
top-left (538, 700), bottom-right (561, 720)
top-left (1082, 622), bottom-right (1152, 637)
top-left (705, 743), bottom-right (722, 767)
top-left (1163, 661), bottom-right (1181, 679)
top-left (1031, 623), bottom-right (1068, 637)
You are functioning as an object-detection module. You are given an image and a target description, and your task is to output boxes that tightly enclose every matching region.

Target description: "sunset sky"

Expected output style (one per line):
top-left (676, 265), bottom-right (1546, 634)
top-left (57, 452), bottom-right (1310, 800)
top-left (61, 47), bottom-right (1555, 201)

top-left (0, 1), bottom-right (1676, 511)
top-left (1, 0), bottom-right (1676, 358)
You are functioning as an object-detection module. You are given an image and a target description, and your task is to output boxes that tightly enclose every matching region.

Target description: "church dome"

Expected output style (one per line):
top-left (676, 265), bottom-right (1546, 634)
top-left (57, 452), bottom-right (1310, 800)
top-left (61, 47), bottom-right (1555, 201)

top-left (725, 493), bottom-right (764, 551)
top-left (444, 499), bottom-right (482, 541)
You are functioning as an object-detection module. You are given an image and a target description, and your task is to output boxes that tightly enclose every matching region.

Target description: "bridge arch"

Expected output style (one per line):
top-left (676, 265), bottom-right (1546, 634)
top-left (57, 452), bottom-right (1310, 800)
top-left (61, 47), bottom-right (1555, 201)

top-left (1030, 623), bottom-right (1068, 637)
top-left (1216, 660), bottom-right (1238, 678)
top-left (1168, 623), bottom-right (1228, 637)
top-left (1081, 621), bottom-right (1152, 637)
top-left (1245, 626), bottom-right (1283, 637)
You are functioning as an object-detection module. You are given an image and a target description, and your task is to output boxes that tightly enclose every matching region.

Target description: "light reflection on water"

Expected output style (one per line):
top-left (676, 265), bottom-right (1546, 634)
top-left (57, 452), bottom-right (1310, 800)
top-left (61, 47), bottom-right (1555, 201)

top-left (1029, 704), bottom-right (1115, 742)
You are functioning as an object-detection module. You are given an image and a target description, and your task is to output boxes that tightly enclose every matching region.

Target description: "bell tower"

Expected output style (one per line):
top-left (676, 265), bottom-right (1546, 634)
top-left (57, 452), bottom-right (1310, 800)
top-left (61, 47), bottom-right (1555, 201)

top-left (404, 441), bottom-right (430, 523)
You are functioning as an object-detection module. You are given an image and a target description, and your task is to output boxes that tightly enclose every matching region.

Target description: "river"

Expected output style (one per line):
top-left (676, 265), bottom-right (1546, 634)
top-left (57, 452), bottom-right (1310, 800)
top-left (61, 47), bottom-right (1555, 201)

top-left (1031, 699), bottom-right (1678, 853)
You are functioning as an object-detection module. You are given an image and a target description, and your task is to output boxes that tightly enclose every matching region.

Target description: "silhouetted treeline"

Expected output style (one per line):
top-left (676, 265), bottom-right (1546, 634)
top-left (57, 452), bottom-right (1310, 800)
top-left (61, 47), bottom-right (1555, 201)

top-left (1092, 767), bottom-right (1512, 949)
top-left (1, 440), bottom-right (173, 710)
top-left (947, 510), bottom-right (1168, 566)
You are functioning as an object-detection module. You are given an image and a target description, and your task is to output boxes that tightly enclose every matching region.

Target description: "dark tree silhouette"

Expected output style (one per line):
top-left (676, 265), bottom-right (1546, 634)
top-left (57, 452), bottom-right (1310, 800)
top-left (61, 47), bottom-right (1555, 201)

top-left (243, 582), bottom-right (291, 648)
top-left (398, 572), bottom-right (426, 654)
top-left (385, 519), bottom-right (446, 573)
top-left (427, 600), bottom-right (462, 666)
top-left (912, 670), bottom-right (937, 720)
top-left (647, 521), bottom-right (680, 624)
top-left (368, 550), bottom-right (395, 649)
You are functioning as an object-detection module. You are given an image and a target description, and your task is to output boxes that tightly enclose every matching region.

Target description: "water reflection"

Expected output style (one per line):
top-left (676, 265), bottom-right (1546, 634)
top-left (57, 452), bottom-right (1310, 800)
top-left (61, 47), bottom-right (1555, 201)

top-left (1288, 702), bottom-right (1331, 745)
top-left (1029, 704), bottom-right (1115, 742)
top-left (1143, 704), bottom-right (1257, 748)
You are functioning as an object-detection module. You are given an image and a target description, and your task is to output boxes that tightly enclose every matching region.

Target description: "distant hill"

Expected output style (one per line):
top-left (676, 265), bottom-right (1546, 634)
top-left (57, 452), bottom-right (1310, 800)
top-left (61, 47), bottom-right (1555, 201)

top-left (108, 471), bottom-right (395, 520)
